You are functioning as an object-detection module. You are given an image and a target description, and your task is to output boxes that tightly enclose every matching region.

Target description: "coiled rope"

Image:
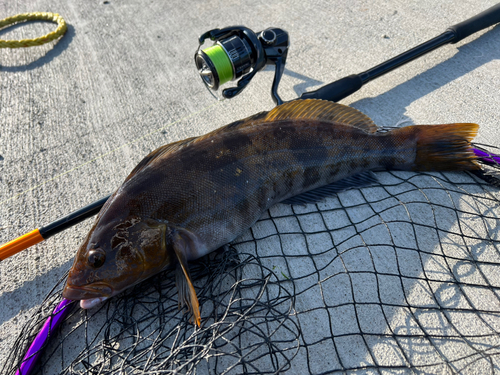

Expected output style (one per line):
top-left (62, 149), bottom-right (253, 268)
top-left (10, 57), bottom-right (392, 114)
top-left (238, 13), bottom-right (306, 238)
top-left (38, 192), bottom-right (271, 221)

top-left (0, 12), bottom-right (67, 48)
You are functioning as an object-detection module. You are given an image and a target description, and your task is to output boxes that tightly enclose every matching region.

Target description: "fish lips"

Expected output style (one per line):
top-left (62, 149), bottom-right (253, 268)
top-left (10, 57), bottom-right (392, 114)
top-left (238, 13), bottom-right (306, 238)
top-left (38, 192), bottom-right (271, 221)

top-left (63, 283), bottom-right (114, 301)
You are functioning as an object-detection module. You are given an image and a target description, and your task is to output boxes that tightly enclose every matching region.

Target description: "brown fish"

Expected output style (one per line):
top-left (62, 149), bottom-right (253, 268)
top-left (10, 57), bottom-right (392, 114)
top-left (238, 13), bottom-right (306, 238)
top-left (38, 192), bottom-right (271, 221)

top-left (62, 99), bottom-right (479, 326)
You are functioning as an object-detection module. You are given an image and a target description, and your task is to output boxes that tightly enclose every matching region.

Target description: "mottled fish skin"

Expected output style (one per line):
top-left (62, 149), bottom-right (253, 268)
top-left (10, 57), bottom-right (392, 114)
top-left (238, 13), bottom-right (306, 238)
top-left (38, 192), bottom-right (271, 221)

top-left (63, 99), bottom-right (479, 309)
top-left (120, 120), bottom-right (414, 256)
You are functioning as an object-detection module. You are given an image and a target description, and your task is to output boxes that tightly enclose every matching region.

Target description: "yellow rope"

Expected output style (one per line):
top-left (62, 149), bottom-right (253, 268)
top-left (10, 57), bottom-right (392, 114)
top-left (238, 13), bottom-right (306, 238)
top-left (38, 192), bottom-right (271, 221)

top-left (0, 12), bottom-right (67, 48)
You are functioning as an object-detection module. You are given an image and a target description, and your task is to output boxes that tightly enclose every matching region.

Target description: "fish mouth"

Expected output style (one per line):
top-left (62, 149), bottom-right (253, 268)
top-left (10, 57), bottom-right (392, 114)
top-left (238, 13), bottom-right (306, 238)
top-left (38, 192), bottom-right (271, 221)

top-left (63, 283), bottom-right (114, 301)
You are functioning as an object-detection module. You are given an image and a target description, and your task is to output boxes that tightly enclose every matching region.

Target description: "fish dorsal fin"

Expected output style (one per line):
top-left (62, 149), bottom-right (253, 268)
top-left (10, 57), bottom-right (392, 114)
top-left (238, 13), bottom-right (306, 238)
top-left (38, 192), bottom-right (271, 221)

top-left (124, 112), bottom-right (271, 182)
top-left (172, 230), bottom-right (201, 327)
top-left (125, 100), bottom-right (375, 183)
top-left (124, 136), bottom-right (199, 182)
top-left (264, 99), bottom-right (378, 133)
top-left (198, 111), bottom-right (269, 139)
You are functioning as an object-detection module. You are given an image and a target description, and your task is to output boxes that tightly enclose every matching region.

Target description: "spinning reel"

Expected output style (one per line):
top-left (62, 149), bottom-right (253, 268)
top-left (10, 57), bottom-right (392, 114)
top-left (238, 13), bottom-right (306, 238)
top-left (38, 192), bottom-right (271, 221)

top-left (195, 4), bottom-right (500, 105)
top-left (195, 26), bottom-right (289, 105)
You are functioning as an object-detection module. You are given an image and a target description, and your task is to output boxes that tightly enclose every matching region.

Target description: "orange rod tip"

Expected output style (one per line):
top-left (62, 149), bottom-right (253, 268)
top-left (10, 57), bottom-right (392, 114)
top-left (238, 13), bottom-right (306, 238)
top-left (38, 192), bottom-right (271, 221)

top-left (0, 229), bottom-right (44, 261)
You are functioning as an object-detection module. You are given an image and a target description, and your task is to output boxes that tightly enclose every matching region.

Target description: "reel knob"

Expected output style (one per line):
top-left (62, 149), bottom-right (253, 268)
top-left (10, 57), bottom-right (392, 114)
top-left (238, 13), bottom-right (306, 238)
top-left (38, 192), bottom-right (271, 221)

top-left (259, 29), bottom-right (276, 45)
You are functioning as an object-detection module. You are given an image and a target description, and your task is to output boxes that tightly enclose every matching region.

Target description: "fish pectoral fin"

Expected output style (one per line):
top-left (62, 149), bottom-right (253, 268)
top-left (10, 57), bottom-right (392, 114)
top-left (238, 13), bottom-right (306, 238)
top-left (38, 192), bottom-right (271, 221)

top-left (173, 232), bottom-right (201, 327)
top-left (175, 264), bottom-right (201, 326)
top-left (281, 171), bottom-right (379, 205)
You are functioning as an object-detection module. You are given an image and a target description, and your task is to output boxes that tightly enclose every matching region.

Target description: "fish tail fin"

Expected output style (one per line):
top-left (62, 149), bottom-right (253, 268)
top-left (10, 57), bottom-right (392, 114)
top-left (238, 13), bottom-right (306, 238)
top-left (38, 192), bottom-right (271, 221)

top-left (408, 123), bottom-right (480, 171)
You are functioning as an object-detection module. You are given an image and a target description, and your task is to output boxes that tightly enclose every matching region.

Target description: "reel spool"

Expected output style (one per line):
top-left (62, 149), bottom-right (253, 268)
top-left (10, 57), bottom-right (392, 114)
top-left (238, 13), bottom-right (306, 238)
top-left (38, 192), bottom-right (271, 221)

top-left (195, 26), bottom-right (289, 105)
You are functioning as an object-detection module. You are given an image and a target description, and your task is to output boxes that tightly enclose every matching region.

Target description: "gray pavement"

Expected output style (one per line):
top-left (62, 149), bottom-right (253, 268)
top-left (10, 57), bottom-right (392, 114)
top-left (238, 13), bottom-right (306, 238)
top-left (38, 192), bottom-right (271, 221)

top-left (1, 0), bottom-right (500, 373)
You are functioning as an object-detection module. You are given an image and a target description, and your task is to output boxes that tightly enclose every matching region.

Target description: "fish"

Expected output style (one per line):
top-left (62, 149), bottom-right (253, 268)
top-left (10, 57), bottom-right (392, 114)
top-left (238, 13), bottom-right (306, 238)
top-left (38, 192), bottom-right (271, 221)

top-left (62, 99), bottom-right (480, 326)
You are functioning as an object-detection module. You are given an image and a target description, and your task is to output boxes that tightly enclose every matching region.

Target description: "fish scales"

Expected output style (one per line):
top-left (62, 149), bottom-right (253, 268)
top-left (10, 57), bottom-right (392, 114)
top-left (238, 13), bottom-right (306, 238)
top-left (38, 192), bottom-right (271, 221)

top-left (63, 99), bottom-right (479, 323)
top-left (117, 120), bottom-right (410, 254)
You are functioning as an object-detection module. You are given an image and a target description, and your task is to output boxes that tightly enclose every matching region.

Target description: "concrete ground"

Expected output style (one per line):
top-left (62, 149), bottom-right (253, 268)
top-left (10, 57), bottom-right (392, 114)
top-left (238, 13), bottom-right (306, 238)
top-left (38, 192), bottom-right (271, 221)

top-left (1, 0), bottom-right (500, 373)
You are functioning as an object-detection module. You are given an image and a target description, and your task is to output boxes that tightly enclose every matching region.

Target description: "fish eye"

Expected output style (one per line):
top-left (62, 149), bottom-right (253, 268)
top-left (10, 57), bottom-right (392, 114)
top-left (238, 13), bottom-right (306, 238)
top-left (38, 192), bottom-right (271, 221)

top-left (88, 248), bottom-right (106, 268)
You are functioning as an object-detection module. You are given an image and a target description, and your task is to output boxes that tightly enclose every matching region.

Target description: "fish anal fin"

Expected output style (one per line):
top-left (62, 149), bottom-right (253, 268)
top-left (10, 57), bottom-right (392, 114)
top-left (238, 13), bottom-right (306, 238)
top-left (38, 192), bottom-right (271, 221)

top-left (281, 171), bottom-right (379, 205)
top-left (173, 231), bottom-right (201, 327)
top-left (264, 99), bottom-right (378, 134)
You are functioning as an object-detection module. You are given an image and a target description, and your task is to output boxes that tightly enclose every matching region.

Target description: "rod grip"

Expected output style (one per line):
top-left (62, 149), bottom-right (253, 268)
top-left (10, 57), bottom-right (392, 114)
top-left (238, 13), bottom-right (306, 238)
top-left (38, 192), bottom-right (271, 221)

top-left (448, 3), bottom-right (500, 44)
top-left (300, 74), bottom-right (363, 102)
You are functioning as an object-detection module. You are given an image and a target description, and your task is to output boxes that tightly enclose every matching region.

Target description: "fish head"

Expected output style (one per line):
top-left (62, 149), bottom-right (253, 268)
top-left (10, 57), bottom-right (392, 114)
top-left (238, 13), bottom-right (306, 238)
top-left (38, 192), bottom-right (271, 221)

top-left (63, 215), bottom-right (173, 308)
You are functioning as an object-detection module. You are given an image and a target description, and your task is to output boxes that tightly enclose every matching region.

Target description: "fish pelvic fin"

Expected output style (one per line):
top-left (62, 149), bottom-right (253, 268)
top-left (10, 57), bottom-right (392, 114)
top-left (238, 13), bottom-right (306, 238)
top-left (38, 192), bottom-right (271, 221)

top-left (399, 123), bottom-right (480, 171)
top-left (173, 231), bottom-right (201, 327)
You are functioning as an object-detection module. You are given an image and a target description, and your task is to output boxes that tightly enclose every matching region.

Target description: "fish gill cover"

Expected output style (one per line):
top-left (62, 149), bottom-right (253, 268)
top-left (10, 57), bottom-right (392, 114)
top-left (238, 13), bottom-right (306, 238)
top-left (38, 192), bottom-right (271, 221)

top-left (3, 143), bottom-right (500, 374)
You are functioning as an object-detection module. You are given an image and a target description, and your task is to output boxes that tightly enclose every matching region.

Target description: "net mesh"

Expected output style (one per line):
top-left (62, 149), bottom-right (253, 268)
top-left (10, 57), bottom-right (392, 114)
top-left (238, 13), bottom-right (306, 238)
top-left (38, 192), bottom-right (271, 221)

top-left (3, 143), bottom-right (500, 375)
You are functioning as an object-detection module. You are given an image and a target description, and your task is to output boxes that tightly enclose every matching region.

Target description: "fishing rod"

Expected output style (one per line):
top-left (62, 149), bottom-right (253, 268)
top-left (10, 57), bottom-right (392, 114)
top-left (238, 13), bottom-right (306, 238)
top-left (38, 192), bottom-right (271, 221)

top-left (1, 3), bottom-right (500, 261)
top-left (195, 3), bottom-right (500, 102)
top-left (6, 4), bottom-right (500, 375)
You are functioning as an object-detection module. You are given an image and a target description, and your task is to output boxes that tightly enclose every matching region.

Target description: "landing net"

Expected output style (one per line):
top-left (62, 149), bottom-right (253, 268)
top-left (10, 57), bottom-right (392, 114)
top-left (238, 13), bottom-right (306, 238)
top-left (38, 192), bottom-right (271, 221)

top-left (3, 144), bottom-right (500, 374)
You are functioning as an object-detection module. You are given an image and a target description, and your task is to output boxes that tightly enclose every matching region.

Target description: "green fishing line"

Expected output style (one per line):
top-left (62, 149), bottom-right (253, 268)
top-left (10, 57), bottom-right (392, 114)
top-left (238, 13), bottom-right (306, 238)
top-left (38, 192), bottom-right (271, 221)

top-left (202, 44), bottom-right (233, 86)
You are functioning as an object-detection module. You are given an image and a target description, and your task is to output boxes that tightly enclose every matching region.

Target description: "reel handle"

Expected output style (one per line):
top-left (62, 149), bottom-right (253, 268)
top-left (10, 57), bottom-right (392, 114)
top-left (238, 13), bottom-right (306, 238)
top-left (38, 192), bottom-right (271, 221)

top-left (222, 69), bottom-right (260, 99)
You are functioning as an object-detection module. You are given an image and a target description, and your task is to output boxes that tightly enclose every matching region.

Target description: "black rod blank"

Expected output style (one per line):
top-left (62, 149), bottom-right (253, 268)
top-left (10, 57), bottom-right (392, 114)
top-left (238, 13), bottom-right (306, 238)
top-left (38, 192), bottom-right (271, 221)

top-left (39, 195), bottom-right (111, 239)
top-left (301, 3), bottom-right (500, 102)
top-left (3, 3), bottom-right (500, 256)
